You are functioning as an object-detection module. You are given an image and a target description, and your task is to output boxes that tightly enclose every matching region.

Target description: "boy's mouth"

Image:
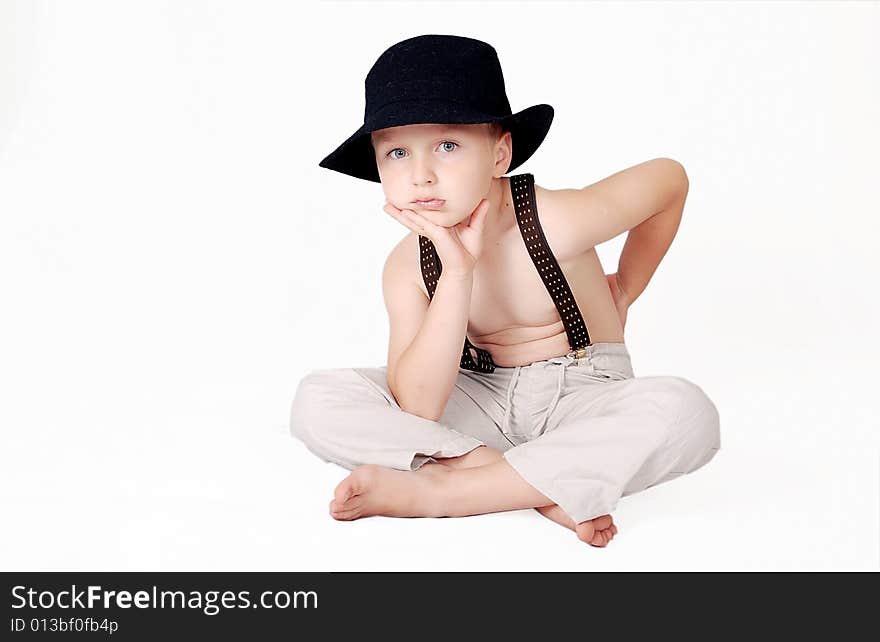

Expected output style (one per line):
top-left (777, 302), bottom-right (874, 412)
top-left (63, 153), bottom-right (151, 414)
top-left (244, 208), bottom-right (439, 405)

top-left (412, 199), bottom-right (445, 209)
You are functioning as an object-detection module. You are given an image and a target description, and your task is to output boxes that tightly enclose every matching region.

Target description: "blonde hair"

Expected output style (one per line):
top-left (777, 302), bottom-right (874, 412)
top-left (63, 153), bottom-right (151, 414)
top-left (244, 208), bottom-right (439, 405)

top-left (486, 121), bottom-right (508, 143)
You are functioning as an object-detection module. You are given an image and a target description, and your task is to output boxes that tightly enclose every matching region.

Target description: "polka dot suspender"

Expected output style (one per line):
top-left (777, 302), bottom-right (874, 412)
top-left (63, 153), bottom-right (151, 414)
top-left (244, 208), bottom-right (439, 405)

top-left (510, 173), bottom-right (592, 358)
top-left (418, 172), bottom-right (591, 374)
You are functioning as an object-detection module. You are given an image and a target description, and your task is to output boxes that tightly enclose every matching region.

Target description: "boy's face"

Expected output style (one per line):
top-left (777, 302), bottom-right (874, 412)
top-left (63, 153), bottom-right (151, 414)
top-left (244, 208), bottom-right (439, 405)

top-left (370, 123), bottom-right (511, 227)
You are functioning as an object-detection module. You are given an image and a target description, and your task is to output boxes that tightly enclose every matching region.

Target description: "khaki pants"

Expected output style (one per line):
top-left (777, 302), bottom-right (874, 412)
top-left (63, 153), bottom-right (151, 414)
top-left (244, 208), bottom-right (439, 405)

top-left (290, 342), bottom-right (721, 524)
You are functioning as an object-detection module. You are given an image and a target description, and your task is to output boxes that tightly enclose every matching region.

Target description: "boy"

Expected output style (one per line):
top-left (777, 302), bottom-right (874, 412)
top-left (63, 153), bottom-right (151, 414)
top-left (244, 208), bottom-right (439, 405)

top-left (291, 34), bottom-right (720, 547)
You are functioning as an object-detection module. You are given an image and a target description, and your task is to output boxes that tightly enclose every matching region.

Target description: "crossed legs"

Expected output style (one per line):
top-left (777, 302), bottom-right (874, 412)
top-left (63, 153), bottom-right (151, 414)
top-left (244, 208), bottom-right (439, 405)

top-left (329, 445), bottom-right (617, 547)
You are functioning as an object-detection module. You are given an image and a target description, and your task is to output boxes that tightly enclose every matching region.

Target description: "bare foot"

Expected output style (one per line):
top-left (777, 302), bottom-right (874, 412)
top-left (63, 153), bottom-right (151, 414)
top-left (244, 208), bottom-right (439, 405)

top-left (329, 464), bottom-right (449, 521)
top-left (536, 505), bottom-right (618, 547)
top-left (439, 447), bottom-right (619, 546)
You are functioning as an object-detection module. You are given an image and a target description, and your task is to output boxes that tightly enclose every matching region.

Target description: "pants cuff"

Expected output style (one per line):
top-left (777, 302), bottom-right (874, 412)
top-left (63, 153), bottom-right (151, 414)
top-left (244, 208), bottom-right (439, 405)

top-left (502, 447), bottom-right (616, 524)
top-left (409, 435), bottom-right (485, 471)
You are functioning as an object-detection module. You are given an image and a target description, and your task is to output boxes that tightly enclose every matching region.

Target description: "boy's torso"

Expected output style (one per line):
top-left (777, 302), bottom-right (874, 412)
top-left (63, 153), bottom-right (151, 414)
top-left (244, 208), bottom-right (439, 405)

top-left (405, 176), bottom-right (625, 368)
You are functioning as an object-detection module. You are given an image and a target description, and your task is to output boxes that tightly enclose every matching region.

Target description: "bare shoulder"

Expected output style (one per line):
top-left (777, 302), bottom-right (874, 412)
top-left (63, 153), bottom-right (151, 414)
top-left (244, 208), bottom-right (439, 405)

top-left (528, 179), bottom-right (594, 259)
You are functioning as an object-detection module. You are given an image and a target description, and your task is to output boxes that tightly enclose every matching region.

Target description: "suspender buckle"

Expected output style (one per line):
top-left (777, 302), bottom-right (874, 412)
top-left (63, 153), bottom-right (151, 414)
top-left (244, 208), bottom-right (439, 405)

top-left (574, 347), bottom-right (587, 359)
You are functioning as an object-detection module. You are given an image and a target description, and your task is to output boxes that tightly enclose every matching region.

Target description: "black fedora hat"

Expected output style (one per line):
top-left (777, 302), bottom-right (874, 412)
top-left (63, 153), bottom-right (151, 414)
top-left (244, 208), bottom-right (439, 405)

top-left (318, 34), bottom-right (554, 183)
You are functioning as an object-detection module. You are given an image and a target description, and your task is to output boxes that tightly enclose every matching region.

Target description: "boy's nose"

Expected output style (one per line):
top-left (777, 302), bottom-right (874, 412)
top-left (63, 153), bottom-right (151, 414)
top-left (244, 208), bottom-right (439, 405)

top-left (410, 163), bottom-right (436, 184)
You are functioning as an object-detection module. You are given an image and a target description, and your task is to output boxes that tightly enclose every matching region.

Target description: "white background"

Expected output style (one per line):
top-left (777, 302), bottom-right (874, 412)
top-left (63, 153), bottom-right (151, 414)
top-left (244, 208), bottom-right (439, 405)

top-left (1, 0), bottom-right (878, 571)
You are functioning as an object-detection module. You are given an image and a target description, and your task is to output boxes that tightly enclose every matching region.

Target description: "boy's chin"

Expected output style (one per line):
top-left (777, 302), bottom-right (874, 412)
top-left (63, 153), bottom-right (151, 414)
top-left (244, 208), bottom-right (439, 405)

top-left (414, 209), bottom-right (468, 228)
top-left (440, 215), bottom-right (469, 228)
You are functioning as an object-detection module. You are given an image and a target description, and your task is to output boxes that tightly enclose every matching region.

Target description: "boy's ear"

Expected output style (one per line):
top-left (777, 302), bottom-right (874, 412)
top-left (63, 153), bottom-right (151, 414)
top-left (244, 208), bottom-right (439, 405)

top-left (495, 131), bottom-right (513, 176)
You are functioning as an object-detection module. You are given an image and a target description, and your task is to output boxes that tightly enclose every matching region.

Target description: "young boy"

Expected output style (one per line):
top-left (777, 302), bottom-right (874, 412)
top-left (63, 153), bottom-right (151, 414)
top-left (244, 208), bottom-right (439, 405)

top-left (291, 34), bottom-right (720, 547)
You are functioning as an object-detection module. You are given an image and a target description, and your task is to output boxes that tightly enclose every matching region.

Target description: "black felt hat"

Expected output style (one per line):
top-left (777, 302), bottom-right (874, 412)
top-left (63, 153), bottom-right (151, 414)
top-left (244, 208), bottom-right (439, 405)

top-left (318, 34), bottom-right (554, 183)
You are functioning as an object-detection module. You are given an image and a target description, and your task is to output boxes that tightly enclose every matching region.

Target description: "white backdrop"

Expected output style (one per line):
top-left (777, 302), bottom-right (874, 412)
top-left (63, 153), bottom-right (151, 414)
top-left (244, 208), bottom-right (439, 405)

top-left (1, 0), bottom-right (877, 571)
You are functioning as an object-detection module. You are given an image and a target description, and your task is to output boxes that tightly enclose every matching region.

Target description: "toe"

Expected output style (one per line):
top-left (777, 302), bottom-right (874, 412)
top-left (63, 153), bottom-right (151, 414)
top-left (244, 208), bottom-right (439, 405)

top-left (330, 495), bottom-right (360, 516)
top-left (330, 505), bottom-right (362, 521)
top-left (334, 466), bottom-right (375, 504)
top-left (592, 514), bottom-right (612, 531)
top-left (333, 484), bottom-right (351, 505)
top-left (575, 521), bottom-right (595, 544)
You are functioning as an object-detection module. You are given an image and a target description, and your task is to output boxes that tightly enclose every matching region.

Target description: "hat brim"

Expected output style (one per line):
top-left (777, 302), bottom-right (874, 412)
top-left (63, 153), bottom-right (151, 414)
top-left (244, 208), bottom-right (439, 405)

top-left (319, 102), bottom-right (554, 183)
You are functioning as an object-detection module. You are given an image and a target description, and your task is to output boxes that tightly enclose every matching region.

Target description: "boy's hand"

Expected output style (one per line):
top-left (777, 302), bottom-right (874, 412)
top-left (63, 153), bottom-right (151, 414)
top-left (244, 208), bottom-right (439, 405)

top-left (383, 198), bottom-right (491, 278)
top-left (605, 272), bottom-right (630, 331)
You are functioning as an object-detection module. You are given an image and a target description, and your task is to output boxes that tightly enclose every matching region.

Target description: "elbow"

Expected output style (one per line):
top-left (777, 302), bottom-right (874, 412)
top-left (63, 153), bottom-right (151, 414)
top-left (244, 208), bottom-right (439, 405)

top-left (398, 394), bottom-right (444, 422)
top-left (678, 163), bottom-right (689, 194)
top-left (657, 157), bottom-right (689, 194)
top-left (391, 382), bottom-right (445, 422)
top-left (405, 408), bottom-right (443, 422)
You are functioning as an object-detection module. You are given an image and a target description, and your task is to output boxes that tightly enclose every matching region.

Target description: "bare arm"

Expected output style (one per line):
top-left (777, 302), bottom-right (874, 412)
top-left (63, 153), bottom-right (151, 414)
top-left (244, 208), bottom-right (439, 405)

top-left (549, 157), bottom-right (689, 252)
top-left (616, 180), bottom-right (687, 306)
top-left (389, 270), bottom-right (473, 421)
top-left (382, 198), bottom-right (490, 422)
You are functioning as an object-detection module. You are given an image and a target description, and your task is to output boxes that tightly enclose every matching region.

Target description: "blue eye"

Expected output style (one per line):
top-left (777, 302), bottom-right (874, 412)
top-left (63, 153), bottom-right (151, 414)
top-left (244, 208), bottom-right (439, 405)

top-left (387, 141), bottom-right (458, 159)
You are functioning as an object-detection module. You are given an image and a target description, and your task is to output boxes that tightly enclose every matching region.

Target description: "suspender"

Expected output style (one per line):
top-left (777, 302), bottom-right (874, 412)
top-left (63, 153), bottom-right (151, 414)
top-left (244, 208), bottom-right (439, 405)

top-left (418, 172), bottom-right (591, 374)
top-left (510, 173), bottom-right (592, 356)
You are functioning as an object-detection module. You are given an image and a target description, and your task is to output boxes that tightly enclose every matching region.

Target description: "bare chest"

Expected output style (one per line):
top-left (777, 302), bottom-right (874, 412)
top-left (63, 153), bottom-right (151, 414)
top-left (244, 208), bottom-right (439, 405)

top-left (415, 187), bottom-right (625, 367)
